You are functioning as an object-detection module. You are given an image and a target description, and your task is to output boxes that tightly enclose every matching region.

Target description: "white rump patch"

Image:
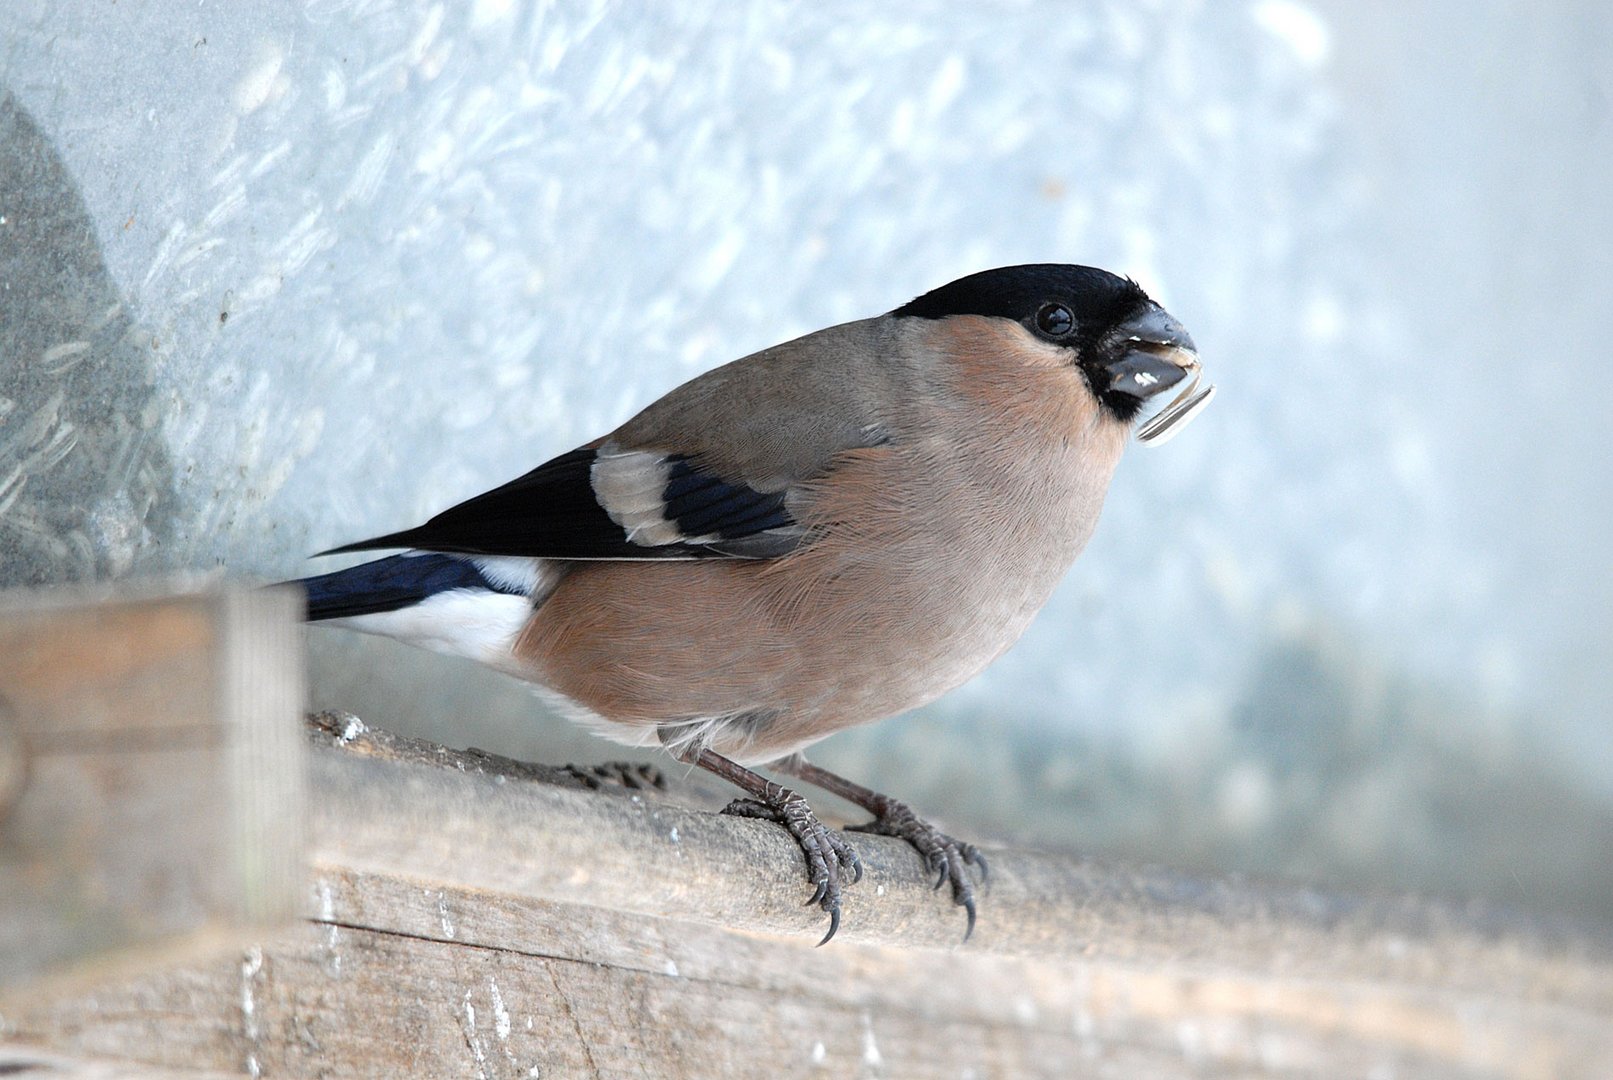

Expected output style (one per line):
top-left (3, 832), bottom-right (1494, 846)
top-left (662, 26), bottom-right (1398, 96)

top-left (468, 555), bottom-right (558, 603)
top-left (324, 589), bottom-right (533, 668)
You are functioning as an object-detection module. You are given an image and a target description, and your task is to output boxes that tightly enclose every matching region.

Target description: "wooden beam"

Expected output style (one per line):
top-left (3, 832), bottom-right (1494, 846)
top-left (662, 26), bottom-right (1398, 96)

top-left (302, 716), bottom-right (1613, 988)
top-left (0, 1045), bottom-right (240, 1079)
top-left (9, 714), bottom-right (1609, 1077)
top-left (0, 584), bottom-right (305, 995)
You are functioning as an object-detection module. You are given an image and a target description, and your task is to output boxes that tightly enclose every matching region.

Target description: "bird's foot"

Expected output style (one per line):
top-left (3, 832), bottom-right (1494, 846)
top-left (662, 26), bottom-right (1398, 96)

top-left (722, 792), bottom-right (863, 945)
top-left (562, 761), bottom-right (667, 792)
top-left (847, 796), bottom-right (988, 940)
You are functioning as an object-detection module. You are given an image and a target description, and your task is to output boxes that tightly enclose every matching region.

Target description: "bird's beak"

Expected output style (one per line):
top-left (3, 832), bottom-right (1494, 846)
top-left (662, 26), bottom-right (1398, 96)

top-left (1104, 305), bottom-right (1198, 403)
top-left (1106, 304), bottom-right (1217, 446)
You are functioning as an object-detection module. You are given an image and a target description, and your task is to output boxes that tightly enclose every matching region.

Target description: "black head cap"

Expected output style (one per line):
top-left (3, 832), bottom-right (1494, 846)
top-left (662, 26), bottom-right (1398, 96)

top-left (894, 263), bottom-right (1152, 335)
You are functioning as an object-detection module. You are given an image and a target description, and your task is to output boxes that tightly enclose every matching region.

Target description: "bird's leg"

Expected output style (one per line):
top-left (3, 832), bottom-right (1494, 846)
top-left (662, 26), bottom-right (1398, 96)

top-left (775, 756), bottom-right (987, 941)
top-left (680, 747), bottom-right (862, 945)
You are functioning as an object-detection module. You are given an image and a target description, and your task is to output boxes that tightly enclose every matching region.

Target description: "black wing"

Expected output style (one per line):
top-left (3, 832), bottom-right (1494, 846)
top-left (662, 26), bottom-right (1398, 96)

top-left (320, 447), bottom-right (803, 560)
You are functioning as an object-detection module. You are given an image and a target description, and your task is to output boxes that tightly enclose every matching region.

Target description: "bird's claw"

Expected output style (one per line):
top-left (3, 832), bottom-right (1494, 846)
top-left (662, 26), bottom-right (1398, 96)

top-left (848, 799), bottom-right (987, 941)
top-left (721, 794), bottom-right (861, 945)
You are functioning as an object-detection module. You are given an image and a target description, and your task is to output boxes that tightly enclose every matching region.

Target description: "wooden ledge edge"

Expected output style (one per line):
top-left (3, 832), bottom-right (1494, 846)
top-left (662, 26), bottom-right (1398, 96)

top-left (304, 713), bottom-right (1613, 1005)
top-left (0, 1044), bottom-right (241, 1079)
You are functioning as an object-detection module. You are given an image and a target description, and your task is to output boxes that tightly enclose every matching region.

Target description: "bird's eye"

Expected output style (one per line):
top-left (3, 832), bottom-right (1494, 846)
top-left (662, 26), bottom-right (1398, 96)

top-left (1035, 303), bottom-right (1075, 338)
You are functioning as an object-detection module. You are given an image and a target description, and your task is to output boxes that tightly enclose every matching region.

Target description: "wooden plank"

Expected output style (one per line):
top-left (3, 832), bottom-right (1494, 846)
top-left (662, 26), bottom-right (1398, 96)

top-left (300, 716), bottom-right (1613, 1004)
top-left (9, 716), bottom-right (1610, 1077)
top-left (0, 584), bottom-right (306, 994)
top-left (0, 1045), bottom-right (239, 1079)
top-left (8, 862), bottom-right (1610, 1079)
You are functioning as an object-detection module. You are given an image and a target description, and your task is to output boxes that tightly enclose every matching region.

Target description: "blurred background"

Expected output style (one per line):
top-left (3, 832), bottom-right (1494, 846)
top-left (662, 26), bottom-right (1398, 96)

top-left (2, 1), bottom-right (1608, 922)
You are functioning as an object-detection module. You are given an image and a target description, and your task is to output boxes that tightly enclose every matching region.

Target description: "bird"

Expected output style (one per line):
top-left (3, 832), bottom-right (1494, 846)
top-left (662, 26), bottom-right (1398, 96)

top-left (295, 263), bottom-right (1212, 945)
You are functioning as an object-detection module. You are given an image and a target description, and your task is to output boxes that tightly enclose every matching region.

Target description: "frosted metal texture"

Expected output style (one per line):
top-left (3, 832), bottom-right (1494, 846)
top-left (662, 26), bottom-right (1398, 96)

top-left (1, 1), bottom-right (1608, 920)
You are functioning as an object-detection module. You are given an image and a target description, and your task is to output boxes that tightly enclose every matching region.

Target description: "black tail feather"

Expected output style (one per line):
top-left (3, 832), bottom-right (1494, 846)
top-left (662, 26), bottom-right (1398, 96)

top-left (295, 553), bottom-right (522, 621)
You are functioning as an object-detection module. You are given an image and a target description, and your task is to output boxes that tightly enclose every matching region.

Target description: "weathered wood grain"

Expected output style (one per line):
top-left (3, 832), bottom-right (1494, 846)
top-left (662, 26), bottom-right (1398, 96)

top-left (302, 714), bottom-right (1613, 1004)
top-left (8, 713), bottom-right (1611, 1078)
top-left (0, 585), bottom-right (305, 993)
top-left (10, 860), bottom-right (1611, 1079)
top-left (0, 1045), bottom-right (241, 1079)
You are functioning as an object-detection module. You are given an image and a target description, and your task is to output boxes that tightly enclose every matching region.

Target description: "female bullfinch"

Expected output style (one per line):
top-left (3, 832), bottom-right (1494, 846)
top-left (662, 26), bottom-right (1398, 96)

top-left (298, 264), bottom-right (1210, 944)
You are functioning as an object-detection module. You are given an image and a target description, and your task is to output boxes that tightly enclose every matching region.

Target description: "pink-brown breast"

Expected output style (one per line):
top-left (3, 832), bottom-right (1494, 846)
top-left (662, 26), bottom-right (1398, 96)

top-left (514, 317), bottom-right (1130, 763)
